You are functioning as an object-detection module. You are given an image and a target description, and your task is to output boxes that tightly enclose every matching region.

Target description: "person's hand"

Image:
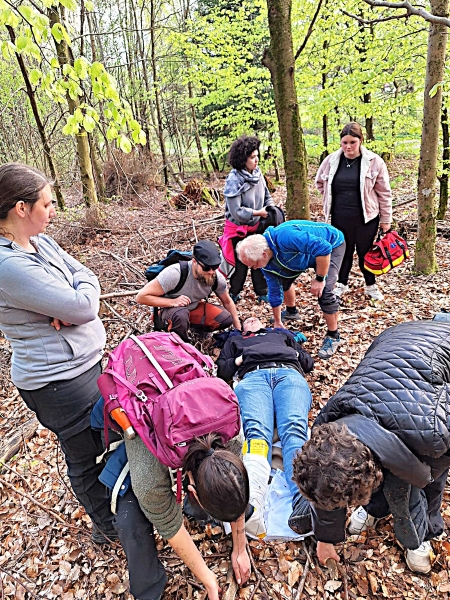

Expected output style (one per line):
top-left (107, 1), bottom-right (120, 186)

top-left (202, 569), bottom-right (222, 600)
top-left (171, 295), bottom-right (191, 307)
top-left (231, 547), bottom-right (251, 585)
top-left (254, 208), bottom-right (268, 218)
top-left (50, 318), bottom-right (72, 330)
top-left (235, 355), bottom-right (243, 366)
top-left (380, 223), bottom-right (391, 233)
top-left (310, 279), bottom-right (326, 298)
top-left (317, 541), bottom-right (340, 565)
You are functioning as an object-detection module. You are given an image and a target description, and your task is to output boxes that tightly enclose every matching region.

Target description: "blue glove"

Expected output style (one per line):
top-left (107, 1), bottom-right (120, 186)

top-left (294, 332), bottom-right (307, 344)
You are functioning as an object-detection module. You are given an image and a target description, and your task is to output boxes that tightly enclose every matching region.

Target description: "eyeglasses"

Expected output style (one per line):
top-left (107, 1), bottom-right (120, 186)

top-left (197, 261), bottom-right (219, 272)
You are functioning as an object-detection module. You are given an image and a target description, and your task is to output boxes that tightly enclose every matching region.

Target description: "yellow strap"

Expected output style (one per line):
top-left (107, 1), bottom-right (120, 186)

top-left (243, 439), bottom-right (269, 458)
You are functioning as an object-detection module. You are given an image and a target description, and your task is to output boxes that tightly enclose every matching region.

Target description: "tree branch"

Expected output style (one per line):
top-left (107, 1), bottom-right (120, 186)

top-left (362, 0), bottom-right (450, 27)
top-left (341, 9), bottom-right (409, 24)
top-left (294, 0), bottom-right (325, 61)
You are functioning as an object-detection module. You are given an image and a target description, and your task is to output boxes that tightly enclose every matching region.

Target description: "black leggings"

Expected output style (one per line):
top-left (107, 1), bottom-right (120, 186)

top-left (331, 213), bottom-right (379, 286)
top-left (229, 235), bottom-right (267, 297)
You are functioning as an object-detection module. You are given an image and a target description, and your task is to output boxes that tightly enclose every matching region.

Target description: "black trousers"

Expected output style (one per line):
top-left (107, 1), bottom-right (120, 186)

top-left (113, 490), bottom-right (167, 600)
top-left (229, 235), bottom-right (268, 297)
top-left (18, 363), bottom-right (114, 533)
top-left (331, 212), bottom-right (379, 286)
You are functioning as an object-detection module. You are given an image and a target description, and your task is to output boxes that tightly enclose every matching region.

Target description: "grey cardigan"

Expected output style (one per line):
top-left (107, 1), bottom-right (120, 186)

top-left (0, 234), bottom-right (106, 389)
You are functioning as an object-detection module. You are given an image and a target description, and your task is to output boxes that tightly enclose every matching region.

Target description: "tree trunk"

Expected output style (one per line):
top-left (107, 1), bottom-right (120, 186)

top-left (262, 0), bottom-right (309, 219)
top-left (438, 106), bottom-right (449, 219)
top-left (149, 0), bottom-right (169, 185)
top-left (7, 26), bottom-right (65, 209)
top-left (89, 134), bottom-right (106, 200)
top-left (48, 7), bottom-right (99, 215)
top-left (416, 0), bottom-right (449, 273)
top-left (188, 81), bottom-right (209, 174)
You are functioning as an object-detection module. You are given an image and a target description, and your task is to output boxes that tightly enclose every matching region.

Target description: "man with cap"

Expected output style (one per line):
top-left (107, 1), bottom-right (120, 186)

top-left (136, 240), bottom-right (241, 341)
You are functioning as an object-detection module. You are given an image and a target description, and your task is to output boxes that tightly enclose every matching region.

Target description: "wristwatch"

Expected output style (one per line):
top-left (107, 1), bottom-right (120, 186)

top-left (315, 273), bottom-right (328, 282)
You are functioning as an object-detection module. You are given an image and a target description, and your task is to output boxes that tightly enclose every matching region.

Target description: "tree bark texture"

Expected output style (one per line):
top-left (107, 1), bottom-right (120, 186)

top-left (416, 0), bottom-right (449, 273)
top-left (262, 0), bottom-right (309, 219)
top-left (7, 26), bottom-right (65, 209)
top-left (438, 106), bottom-right (449, 219)
top-left (48, 7), bottom-right (99, 213)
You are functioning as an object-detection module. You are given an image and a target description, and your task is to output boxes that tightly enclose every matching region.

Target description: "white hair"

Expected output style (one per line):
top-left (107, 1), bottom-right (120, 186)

top-left (236, 235), bottom-right (269, 261)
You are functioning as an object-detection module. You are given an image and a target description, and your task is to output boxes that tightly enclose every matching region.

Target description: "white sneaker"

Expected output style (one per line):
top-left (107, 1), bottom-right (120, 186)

top-left (348, 506), bottom-right (378, 535)
top-left (405, 541), bottom-right (433, 574)
top-left (334, 282), bottom-right (349, 297)
top-left (365, 284), bottom-right (384, 301)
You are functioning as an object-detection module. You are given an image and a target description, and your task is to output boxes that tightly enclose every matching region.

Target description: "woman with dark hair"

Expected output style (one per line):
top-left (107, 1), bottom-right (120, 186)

top-left (219, 135), bottom-right (275, 303)
top-left (291, 320), bottom-right (450, 575)
top-left (315, 122), bottom-right (392, 301)
top-left (0, 163), bottom-right (115, 542)
top-left (115, 430), bottom-right (250, 599)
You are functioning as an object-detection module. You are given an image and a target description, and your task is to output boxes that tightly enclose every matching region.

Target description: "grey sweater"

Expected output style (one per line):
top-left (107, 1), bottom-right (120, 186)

top-left (0, 234), bottom-right (106, 389)
top-left (125, 433), bottom-right (243, 540)
top-left (224, 174), bottom-right (274, 226)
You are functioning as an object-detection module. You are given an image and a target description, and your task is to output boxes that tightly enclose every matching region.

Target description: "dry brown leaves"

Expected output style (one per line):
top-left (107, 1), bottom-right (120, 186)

top-left (1, 159), bottom-right (450, 599)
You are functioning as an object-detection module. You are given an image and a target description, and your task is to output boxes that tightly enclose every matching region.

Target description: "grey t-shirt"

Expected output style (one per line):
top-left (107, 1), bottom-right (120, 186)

top-left (157, 262), bottom-right (227, 309)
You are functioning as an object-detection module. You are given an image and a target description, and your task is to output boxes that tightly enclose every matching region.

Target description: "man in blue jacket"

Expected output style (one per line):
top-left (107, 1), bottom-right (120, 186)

top-left (236, 221), bottom-right (345, 359)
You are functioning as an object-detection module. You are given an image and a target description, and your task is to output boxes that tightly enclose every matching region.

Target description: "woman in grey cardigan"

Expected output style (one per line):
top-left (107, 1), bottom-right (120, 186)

top-left (0, 163), bottom-right (114, 542)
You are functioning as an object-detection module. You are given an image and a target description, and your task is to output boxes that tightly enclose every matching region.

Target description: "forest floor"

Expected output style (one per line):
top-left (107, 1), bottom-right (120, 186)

top-left (1, 157), bottom-right (450, 600)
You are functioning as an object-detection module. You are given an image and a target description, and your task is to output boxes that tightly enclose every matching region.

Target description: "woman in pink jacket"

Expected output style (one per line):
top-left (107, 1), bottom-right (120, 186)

top-left (315, 122), bottom-right (392, 301)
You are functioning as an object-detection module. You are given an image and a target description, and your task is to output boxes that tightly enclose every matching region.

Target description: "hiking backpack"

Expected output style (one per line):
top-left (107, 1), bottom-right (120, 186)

top-left (144, 250), bottom-right (218, 331)
top-left (97, 332), bottom-right (240, 500)
top-left (364, 230), bottom-right (410, 276)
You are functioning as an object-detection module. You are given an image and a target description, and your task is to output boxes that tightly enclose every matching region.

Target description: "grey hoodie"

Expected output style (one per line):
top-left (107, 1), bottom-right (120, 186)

top-left (0, 234), bottom-right (106, 390)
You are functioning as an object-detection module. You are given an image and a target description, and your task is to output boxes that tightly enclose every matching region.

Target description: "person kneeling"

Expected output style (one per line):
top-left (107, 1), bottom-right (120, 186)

top-left (217, 316), bottom-right (314, 538)
top-left (291, 320), bottom-right (450, 574)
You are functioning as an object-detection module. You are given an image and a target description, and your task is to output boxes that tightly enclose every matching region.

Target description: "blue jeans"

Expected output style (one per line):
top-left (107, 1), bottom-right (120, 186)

top-left (235, 367), bottom-right (312, 499)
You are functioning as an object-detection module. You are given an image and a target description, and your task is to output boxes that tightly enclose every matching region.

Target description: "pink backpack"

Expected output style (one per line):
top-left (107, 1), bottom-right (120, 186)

top-left (97, 332), bottom-right (240, 493)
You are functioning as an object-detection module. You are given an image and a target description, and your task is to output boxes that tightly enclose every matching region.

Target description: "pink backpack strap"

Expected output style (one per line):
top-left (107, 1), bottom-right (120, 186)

top-left (104, 368), bottom-right (149, 402)
top-left (168, 332), bottom-right (215, 371)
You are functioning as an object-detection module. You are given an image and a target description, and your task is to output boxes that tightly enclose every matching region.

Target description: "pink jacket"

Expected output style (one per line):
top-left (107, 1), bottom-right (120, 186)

top-left (315, 146), bottom-right (392, 225)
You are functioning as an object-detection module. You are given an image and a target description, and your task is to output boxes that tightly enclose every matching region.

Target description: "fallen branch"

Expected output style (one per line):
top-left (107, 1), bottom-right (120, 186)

top-left (222, 564), bottom-right (238, 600)
top-left (100, 290), bottom-right (141, 299)
top-left (294, 559), bottom-right (310, 600)
top-left (0, 417), bottom-right (38, 466)
top-left (0, 566), bottom-right (38, 599)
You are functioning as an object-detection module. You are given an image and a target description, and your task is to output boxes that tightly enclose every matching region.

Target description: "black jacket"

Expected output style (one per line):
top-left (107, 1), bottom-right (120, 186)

top-left (216, 329), bottom-right (314, 382)
top-left (311, 321), bottom-right (450, 543)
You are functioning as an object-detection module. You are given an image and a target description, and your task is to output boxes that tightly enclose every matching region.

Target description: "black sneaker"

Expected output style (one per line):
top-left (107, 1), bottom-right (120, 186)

top-left (91, 529), bottom-right (120, 545)
top-left (288, 495), bottom-right (312, 535)
top-left (281, 309), bottom-right (301, 322)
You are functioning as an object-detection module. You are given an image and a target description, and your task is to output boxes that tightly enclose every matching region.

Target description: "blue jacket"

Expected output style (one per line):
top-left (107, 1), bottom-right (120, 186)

top-left (262, 221), bottom-right (344, 307)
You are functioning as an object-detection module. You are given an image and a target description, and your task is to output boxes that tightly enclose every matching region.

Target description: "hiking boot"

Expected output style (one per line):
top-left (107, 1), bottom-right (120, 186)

top-left (281, 309), bottom-right (301, 322)
top-left (317, 334), bottom-right (341, 359)
top-left (288, 496), bottom-right (312, 535)
top-left (405, 541), bottom-right (433, 574)
top-left (366, 284), bottom-right (384, 301)
top-left (256, 294), bottom-right (269, 304)
top-left (91, 529), bottom-right (120, 545)
top-left (230, 293), bottom-right (241, 304)
top-left (334, 283), bottom-right (349, 297)
top-left (348, 506), bottom-right (378, 535)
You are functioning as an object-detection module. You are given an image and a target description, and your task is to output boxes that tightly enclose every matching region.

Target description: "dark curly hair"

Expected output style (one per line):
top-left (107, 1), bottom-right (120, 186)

top-left (228, 136), bottom-right (260, 170)
top-left (183, 433), bottom-right (249, 522)
top-left (292, 422), bottom-right (383, 511)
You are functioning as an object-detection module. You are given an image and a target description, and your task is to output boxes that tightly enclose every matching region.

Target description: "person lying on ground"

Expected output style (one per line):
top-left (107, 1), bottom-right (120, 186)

top-left (291, 320), bottom-right (450, 574)
top-left (236, 221), bottom-right (345, 360)
top-left (216, 316), bottom-right (314, 538)
top-left (136, 239), bottom-right (241, 342)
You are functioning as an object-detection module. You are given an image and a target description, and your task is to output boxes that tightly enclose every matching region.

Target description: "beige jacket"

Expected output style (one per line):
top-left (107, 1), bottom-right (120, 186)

top-left (315, 146), bottom-right (392, 225)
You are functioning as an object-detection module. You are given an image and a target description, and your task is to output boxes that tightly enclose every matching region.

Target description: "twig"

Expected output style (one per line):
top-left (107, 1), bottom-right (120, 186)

top-left (192, 219), bottom-right (198, 243)
top-left (294, 559), bottom-right (310, 600)
top-left (392, 197), bottom-right (417, 208)
top-left (100, 290), bottom-right (141, 299)
top-left (336, 562), bottom-right (349, 600)
top-left (302, 540), bottom-right (315, 570)
top-left (0, 566), bottom-right (38, 598)
top-left (102, 301), bottom-right (145, 334)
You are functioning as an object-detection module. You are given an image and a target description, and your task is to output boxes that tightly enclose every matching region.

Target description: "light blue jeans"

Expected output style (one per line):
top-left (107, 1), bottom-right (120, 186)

top-left (235, 367), bottom-right (312, 500)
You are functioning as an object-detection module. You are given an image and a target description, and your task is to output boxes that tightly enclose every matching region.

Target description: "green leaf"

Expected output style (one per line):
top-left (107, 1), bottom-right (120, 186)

top-left (18, 5), bottom-right (34, 21)
top-left (51, 23), bottom-right (71, 45)
top-left (106, 125), bottom-right (118, 140)
top-left (74, 57), bottom-right (88, 79)
top-left (90, 62), bottom-right (104, 78)
top-left (139, 130), bottom-right (147, 145)
top-left (429, 81), bottom-right (444, 98)
top-left (50, 57), bottom-right (60, 69)
top-left (74, 107), bottom-right (84, 123)
top-left (58, 0), bottom-right (77, 11)
top-left (85, 0), bottom-right (94, 10)
top-left (29, 69), bottom-right (42, 85)
top-left (118, 135), bottom-right (132, 153)
top-left (83, 114), bottom-right (96, 132)
top-left (16, 35), bottom-right (28, 52)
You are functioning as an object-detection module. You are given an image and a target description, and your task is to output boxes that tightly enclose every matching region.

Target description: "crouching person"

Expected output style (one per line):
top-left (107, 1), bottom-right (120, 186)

top-left (91, 402), bottom-right (250, 600)
top-left (291, 320), bottom-right (450, 574)
top-left (217, 316), bottom-right (314, 538)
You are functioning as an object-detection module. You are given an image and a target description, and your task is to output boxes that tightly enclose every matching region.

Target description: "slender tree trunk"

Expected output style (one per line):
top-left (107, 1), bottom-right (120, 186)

top-left (416, 0), bottom-right (449, 273)
top-left (89, 134), bottom-right (106, 200)
top-left (188, 81), bottom-right (209, 174)
top-left (262, 0), bottom-right (309, 219)
top-left (149, 0), bottom-right (169, 185)
top-left (438, 105), bottom-right (449, 219)
top-left (7, 26), bottom-right (65, 209)
top-left (48, 7), bottom-right (99, 215)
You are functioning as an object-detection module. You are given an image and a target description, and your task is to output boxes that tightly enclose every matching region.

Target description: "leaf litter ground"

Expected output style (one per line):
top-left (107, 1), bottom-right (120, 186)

top-left (1, 158), bottom-right (450, 599)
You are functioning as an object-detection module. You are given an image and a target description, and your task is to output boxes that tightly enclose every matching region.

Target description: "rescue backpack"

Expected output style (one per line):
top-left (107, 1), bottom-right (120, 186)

top-left (364, 230), bottom-right (409, 276)
top-left (97, 332), bottom-right (240, 500)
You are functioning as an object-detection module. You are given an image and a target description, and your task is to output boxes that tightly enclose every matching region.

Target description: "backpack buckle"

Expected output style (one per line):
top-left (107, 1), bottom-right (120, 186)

top-left (136, 390), bottom-right (148, 402)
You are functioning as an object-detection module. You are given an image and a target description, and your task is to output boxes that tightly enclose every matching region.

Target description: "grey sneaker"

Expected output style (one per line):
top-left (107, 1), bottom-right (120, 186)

top-left (317, 334), bottom-right (341, 359)
top-left (334, 283), bottom-right (349, 297)
top-left (405, 541), bottom-right (433, 574)
top-left (281, 309), bottom-right (301, 322)
top-left (366, 284), bottom-right (384, 301)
